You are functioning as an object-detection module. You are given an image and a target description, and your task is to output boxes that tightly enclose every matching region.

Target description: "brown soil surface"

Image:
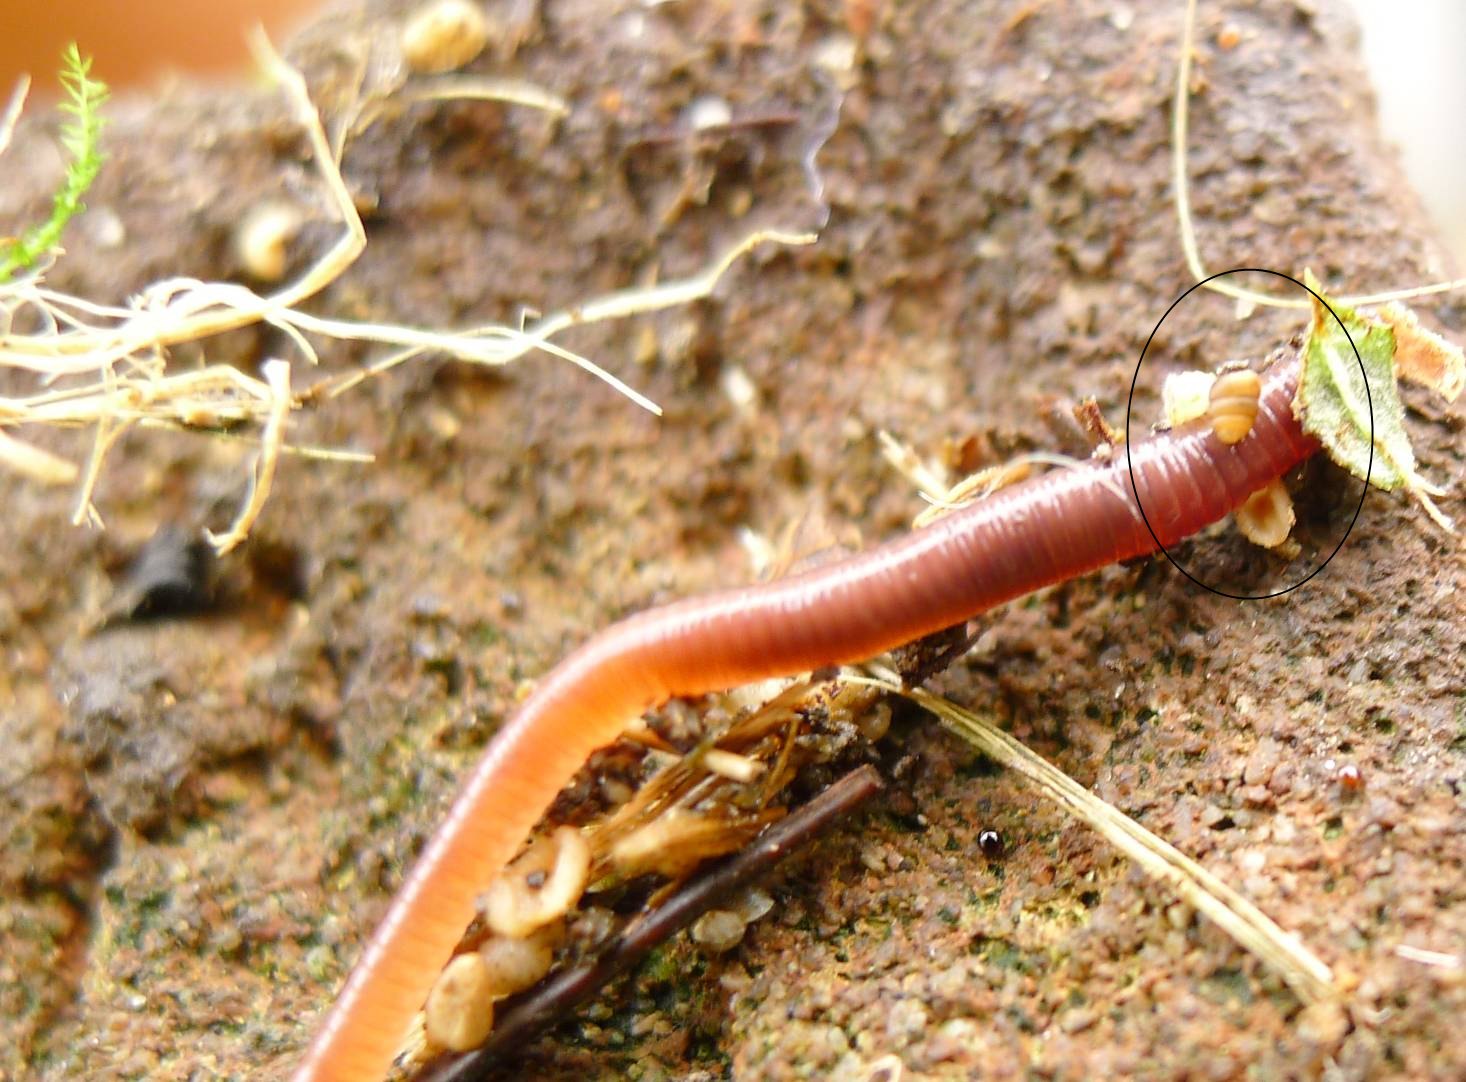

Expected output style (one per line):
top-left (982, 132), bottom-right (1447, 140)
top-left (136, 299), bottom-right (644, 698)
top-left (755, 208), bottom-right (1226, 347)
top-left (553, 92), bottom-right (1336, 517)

top-left (2, 1), bottom-right (1463, 1080)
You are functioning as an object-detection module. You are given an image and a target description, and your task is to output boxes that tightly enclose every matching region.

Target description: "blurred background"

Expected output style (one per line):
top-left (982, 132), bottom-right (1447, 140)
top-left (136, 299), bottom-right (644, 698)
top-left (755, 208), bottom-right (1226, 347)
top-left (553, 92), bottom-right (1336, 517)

top-left (0, 0), bottom-right (312, 96)
top-left (1349, 0), bottom-right (1466, 268)
top-left (0, 0), bottom-right (1461, 266)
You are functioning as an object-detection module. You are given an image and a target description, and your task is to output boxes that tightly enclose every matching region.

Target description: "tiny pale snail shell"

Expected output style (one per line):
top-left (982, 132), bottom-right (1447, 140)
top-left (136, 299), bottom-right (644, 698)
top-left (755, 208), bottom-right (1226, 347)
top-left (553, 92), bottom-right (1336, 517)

top-left (1208, 367), bottom-right (1262, 445)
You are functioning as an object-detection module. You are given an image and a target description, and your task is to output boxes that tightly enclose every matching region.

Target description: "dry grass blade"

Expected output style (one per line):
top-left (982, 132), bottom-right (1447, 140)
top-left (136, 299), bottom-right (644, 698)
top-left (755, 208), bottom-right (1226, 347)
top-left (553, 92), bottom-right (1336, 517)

top-left (204, 358), bottom-right (292, 554)
top-left (853, 669), bottom-right (1338, 1007)
top-left (399, 75), bottom-right (570, 116)
top-left (0, 426), bottom-right (75, 484)
top-left (1394, 944), bottom-right (1463, 970)
top-left (580, 678), bottom-right (881, 883)
top-left (1172, 0), bottom-right (1466, 310)
top-left (0, 75), bottom-right (29, 159)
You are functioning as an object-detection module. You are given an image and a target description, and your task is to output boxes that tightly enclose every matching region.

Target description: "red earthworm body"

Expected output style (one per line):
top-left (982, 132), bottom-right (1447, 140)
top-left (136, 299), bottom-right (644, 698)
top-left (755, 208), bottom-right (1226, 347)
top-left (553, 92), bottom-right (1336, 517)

top-left (296, 356), bottom-right (1319, 1081)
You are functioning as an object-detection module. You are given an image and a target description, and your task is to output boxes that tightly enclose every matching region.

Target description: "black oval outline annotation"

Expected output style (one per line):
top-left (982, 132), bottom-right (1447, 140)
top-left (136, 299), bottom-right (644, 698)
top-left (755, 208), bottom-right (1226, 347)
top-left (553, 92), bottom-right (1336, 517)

top-left (1124, 268), bottom-right (1373, 601)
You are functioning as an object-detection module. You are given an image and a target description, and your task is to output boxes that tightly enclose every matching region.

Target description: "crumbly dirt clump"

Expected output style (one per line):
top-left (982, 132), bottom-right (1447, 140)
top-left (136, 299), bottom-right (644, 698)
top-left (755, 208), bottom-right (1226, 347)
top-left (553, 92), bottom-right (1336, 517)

top-left (1, 1), bottom-right (1462, 1079)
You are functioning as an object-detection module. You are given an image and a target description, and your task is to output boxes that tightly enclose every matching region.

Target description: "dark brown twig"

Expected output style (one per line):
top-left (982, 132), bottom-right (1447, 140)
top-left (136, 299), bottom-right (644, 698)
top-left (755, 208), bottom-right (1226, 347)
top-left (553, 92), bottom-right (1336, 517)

top-left (416, 764), bottom-right (885, 1082)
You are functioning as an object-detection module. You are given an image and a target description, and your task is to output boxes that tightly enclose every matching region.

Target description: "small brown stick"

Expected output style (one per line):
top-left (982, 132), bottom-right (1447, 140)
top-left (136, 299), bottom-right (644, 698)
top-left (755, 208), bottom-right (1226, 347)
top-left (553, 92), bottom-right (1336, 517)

top-left (415, 764), bottom-right (885, 1082)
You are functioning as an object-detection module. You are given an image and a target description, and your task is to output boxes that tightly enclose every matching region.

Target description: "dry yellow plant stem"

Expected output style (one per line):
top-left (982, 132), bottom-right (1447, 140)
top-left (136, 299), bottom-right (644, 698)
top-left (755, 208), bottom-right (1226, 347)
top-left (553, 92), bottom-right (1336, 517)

top-left (1173, 0), bottom-right (1466, 311)
top-left (853, 668), bottom-right (1338, 1007)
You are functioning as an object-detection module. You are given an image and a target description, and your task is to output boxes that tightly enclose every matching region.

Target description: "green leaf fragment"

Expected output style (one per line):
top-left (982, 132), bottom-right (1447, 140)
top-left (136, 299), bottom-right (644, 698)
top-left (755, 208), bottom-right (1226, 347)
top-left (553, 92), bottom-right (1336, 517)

top-left (1297, 278), bottom-right (1405, 488)
top-left (1296, 271), bottom-right (1452, 530)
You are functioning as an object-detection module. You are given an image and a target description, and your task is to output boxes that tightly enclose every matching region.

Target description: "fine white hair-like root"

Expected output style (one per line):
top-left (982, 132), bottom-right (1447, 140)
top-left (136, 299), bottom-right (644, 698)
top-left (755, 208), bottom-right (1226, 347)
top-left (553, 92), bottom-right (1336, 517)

top-left (0, 31), bottom-right (815, 548)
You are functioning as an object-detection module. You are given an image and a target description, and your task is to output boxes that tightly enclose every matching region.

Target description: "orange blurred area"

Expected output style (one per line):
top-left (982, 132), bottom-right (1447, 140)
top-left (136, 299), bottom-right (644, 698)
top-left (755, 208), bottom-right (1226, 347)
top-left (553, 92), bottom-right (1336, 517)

top-left (0, 0), bottom-right (321, 97)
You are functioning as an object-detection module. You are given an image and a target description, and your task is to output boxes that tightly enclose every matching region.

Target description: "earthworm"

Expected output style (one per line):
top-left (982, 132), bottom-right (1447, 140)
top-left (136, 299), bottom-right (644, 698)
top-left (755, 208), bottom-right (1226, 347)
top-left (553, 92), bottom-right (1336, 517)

top-left (295, 353), bottom-right (1319, 1081)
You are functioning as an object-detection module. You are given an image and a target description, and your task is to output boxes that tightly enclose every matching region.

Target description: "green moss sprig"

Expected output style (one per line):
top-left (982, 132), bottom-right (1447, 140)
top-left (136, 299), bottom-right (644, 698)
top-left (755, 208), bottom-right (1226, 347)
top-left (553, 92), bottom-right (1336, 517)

top-left (0, 43), bottom-right (108, 282)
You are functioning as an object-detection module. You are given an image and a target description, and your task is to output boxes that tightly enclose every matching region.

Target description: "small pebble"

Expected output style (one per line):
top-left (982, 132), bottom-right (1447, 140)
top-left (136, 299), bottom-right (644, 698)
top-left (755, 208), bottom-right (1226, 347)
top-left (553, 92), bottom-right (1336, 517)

top-left (684, 95), bottom-right (732, 132)
top-left (978, 829), bottom-right (1004, 859)
top-left (1296, 999), bottom-right (1349, 1048)
top-left (1060, 1007), bottom-right (1098, 1034)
